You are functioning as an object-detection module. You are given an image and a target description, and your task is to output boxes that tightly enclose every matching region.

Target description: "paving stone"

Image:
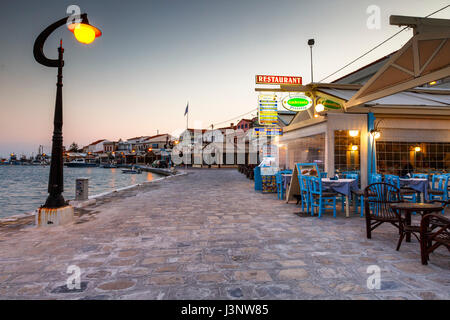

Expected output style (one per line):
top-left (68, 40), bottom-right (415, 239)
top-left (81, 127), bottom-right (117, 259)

top-left (86, 270), bottom-right (112, 279)
top-left (97, 280), bottom-right (135, 291)
top-left (196, 273), bottom-right (226, 283)
top-left (227, 287), bottom-right (243, 298)
top-left (17, 284), bottom-right (46, 296)
top-left (298, 281), bottom-right (327, 296)
top-left (141, 257), bottom-right (167, 265)
top-left (118, 250), bottom-right (140, 258)
top-left (148, 275), bottom-right (185, 285)
top-left (234, 270), bottom-right (272, 282)
top-left (278, 269), bottom-right (309, 280)
top-left (154, 265), bottom-right (178, 273)
top-left (278, 260), bottom-right (307, 267)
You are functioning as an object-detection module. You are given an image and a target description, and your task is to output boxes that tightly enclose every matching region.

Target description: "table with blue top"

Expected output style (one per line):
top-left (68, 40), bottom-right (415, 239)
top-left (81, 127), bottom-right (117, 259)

top-left (322, 178), bottom-right (359, 217)
top-left (399, 178), bottom-right (429, 201)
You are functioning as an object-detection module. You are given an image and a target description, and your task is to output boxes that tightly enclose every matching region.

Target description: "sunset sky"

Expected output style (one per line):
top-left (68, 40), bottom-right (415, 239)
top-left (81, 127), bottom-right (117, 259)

top-left (0, 0), bottom-right (449, 157)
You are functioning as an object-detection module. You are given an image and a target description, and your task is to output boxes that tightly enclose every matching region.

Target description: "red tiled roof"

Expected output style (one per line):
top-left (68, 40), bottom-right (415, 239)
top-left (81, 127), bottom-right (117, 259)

top-left (143, 133), bottom-right (170, 141)
top-left (88, 139), bottom-right (106, 146)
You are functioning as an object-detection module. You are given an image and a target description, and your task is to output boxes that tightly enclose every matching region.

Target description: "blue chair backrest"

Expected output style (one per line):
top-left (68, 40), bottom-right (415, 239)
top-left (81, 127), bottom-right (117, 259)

top-left (320, 172), bottom-right (327, 178)
top-left (412, 173), bottom-right (429, 179)
top-left (299, 175), bottom-right (309, 193)
top-left (275, 172), bottom-right (283, 184)
top-left (370, 173), bottom-right (383, 184)
top-left (345, 173), bottom-right (359, 181)
top-left (385, 174), bottom-right (400, 188)
top-left (308, 176), bottom-right (322, 196)
top-left (431, 174), bottom-right (449, 191)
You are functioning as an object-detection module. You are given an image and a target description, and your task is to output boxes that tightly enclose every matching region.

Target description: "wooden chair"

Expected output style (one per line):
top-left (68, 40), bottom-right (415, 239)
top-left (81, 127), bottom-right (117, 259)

top-left (420, 211), bottom-right (450, 265)
top-left (385, 174), bottom-right (417, 203)
top-left (364, 183), bottom-right (405, 250)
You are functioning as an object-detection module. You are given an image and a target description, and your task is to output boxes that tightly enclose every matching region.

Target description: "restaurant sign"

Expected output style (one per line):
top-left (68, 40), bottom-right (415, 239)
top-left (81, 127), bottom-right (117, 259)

top-left (253, 127), bottom-right (283, 137)
top-left (258, 94), bottom-right (278, 126)
top-left (256, 75), bottom-right (302, 85)
top-left (317, 97), bottom-right (342, 110)
top-left (282, 94), bottom-right (313, 112)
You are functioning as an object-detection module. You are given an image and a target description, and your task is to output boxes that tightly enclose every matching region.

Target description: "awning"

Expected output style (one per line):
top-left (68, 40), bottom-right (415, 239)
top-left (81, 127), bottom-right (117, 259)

top-left (319, 88), bottom-right (449, 107)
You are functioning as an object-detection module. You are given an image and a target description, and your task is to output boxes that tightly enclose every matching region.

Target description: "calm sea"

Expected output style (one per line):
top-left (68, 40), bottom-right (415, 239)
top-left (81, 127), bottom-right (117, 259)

top-left (0, 166), bottom-right (162, 218)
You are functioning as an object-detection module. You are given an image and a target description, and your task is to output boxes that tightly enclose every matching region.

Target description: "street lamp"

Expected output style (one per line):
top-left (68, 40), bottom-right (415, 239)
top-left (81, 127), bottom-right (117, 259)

top-left (308, 39), bottom-right (315, 83)
top-left (33, 14), bottom-right (101, 211)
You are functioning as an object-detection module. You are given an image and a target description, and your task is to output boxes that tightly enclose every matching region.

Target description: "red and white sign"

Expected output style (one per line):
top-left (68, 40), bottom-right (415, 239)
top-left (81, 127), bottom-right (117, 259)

top-left (256, 75), bottom-right (302, 85)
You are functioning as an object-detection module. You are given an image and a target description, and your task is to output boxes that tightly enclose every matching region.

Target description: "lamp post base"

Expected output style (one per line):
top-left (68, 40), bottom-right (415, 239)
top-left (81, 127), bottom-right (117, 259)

top-left (36, 205), bottom-right (74, 227)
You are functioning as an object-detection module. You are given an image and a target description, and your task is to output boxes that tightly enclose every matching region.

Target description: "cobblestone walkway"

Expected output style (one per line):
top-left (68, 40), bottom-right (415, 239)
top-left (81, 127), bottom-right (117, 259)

top-left (0, 169), bottom-right (448, 300)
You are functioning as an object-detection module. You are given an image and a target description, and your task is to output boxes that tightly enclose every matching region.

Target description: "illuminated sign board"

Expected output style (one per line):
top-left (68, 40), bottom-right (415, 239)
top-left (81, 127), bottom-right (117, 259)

top-left (256, 75), bottom-right (302, 85)
top-left (253, 127), bottom-right (283, 137)
top-left (317, 98), bottom-right (342, 110)
top-left (258, 94), bottom-right (278, 125)
top-left (282, 94), bottom-right (313, 112)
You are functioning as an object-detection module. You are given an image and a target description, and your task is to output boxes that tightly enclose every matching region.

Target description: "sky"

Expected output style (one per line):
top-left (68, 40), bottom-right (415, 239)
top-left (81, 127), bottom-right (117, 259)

top-left (0, 0), bottom-right (449, 157)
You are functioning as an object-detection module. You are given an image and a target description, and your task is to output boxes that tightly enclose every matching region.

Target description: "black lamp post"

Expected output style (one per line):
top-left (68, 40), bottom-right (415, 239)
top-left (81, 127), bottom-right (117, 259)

top-left (33, 14), bottom-right (101, 208)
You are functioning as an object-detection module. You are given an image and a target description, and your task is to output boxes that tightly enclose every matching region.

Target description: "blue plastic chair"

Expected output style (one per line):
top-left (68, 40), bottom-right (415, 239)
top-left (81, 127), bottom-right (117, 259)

top-left (320, 172), bottom-right (327, 178)
top-left (385, 174), bottom-right (417, 203)
top-left (370, 173), bottom-right (383, 184)
top-left (275, 172), bottom-right (283, 199)
top-left (275, 170), bottom-right (292, 200)
top-left (298, 175), bottom-right (311, 214)
top-left (429, 175), bottom-right (449, 214)
top-left (412, 173), bottom-right (429, 180)
top-left (341, 173), bottom-right (363, 217)
top-left (307, 176), bottom-right (337, 218)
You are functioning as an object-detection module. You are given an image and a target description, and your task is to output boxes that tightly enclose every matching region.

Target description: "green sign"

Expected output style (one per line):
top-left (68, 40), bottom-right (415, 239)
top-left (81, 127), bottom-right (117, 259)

top-left (282, 94), bottom-right (313, 112)
top-left (318, 98), bottom-right (341, 110)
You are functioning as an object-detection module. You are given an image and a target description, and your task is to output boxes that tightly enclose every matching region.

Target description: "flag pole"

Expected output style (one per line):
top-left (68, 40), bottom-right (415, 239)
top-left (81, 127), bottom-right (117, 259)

top-left (186, 102), bottom-right (188, 172)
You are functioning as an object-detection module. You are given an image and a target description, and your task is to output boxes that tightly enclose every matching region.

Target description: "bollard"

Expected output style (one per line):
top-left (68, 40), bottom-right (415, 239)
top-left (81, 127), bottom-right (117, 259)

top-left (75, 178), bottom-right (89, 201)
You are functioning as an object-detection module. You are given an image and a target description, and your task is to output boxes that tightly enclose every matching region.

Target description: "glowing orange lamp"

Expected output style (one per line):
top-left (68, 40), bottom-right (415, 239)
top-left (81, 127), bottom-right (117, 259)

top-left (68, 21), bottom-right (102, 44)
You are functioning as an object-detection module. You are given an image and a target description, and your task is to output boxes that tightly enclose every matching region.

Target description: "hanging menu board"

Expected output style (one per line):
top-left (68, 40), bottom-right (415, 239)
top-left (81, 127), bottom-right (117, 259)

top-left (258, 94), bottom-right (278, 126)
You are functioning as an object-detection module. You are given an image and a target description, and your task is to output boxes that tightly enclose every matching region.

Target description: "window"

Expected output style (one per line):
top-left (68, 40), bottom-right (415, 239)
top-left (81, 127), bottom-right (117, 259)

top-left (283, 133), bottom-right (325, 171)
top-left (376, 141), bottom-right (450, 175)
top-left (334, 130), bottom-right (360, 174)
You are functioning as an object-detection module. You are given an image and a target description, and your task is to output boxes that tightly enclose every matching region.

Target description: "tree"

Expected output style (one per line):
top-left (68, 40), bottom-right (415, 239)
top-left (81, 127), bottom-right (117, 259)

top-left (69, 142), bottom-right (79, 152)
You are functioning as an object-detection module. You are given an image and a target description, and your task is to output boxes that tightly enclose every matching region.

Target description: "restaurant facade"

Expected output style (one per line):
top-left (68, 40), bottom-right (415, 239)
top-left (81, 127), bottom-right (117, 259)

top-left (275, 15), bottom-right (450, 188)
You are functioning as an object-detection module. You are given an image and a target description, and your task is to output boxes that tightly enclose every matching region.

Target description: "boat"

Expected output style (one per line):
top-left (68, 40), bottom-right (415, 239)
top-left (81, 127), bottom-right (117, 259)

top-left (101, 163), bottom-right (117, 168)
top-left (65, 158), bottom-right (98, 167)
top-left (122, 166), bottom-right (142, 174)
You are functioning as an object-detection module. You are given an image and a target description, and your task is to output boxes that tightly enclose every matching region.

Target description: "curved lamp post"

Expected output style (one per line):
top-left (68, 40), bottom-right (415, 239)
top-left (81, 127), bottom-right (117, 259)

top-left (33, 14), bottom-right (101, 209)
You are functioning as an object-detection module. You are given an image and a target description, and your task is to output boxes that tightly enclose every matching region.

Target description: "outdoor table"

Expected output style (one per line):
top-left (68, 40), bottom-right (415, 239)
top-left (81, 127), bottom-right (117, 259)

top-left (399, 178), bottom-right (429, 201)
top-left (282, 173), bottom-right (292, 190)
top-left (322, 178), bottom-right (358, 218)
top-left (390, 202), bottom-right (443, 242)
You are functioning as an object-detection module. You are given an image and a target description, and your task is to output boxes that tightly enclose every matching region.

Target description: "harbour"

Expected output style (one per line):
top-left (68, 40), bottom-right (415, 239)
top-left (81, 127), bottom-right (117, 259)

top-left (0, 165), bottom-right (163, 218)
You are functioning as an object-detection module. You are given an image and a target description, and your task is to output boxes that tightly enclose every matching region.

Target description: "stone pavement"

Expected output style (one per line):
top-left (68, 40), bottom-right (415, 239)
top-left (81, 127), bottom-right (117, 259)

top-left (0, 169), bottom-right (448, 300)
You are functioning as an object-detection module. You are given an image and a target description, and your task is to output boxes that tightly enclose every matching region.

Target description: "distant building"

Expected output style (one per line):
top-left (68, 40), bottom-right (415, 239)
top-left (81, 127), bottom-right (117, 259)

top-left (103, 141), bottom-right (118, 153)
top-left (235, 119), bottom-right (253, 132)
top-left (83, 139), bottom-right (109, 154)
top-left (140, 134), bottom-right (172, 151)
